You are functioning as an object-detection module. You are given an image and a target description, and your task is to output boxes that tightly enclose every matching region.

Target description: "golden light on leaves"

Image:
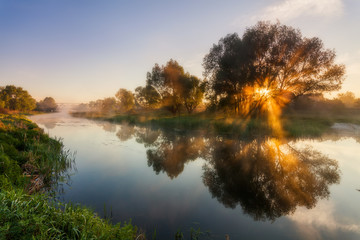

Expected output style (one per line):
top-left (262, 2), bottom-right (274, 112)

top-left (241, 79), bottom-right (293, 137)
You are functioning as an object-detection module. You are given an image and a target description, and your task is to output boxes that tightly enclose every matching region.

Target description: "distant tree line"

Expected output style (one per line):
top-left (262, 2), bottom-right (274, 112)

top-left (36, 97), bottom-right (58, 112)
top-left (79, 21), bottom-right (346, 117)
top-left (0, 85), bottom-right (58, 113)
top-left (286, 91), bottom-right (360, 114)
top-left (77, 59), bottom-right (206, 115)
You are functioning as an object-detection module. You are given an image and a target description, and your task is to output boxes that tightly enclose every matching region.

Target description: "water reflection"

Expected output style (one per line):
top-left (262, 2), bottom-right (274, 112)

top-left (30, 111), bottom-right (360, 239)
top-left (203, 137), bottom-right (340, 221)
top-left (96, 121), bottom-right (117, 133)
top-left (116, 123), bottom-right (135, 141)
top-left (117, 126), bottom-right (340, 221)
top-left (145, 133), bottom-right (208, 179)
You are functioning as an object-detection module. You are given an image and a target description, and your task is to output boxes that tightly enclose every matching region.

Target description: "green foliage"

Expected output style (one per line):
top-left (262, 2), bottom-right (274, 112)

top-left (0, 85), bottom-right (36, 111)
top-left (0, 114), bottom-right (76, 194)
top-left (180, 75), bottom-right (206, 114)
top-left (283, 117), bottom-right (334, 138)
top-left (135, 85), bottom-right (161, 109)
top-left (0, 152), bottom-right (23, 189)
top-left (0, 189), bottom-right (137, 240)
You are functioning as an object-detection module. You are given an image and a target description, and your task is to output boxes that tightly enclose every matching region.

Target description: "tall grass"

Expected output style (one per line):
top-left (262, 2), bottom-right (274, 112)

top-left (0, 189), bottom-right (137, 240)
top-left (0, 114), bottom-right (75, 192)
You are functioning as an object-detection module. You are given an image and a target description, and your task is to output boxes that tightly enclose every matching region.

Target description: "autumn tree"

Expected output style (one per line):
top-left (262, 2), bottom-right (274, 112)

top-left (101, 97), bottom-right (118, 113)
top-left (36, 97), bottom-right (58, 112)
top-left (203, 21), bottom-right (345, 115)
top-left (115, 88), bottom-right (135, 112)
top-left (146, 59), bottom-right (205, 114)
top-left (0, 85), bottom-right (36, 111)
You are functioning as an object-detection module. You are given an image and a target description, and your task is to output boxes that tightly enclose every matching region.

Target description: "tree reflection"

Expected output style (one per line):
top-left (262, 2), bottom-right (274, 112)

top-left (134, 127), bottom-right (161, 147)
top-left (116, 123), bottom-right (135, 141)
top-left (114, 123), bottom-right (341, 221)
top-left (146, 133), bottom-right (207, 179)
top-left (202, 137), bottom-right (340, 221)
top-left (116, 125), bottom-right (207, 179)
top-left (97, 121), bottom-right (117, 133)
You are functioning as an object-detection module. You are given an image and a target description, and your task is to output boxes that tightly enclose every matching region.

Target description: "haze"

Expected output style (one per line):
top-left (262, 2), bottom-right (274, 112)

top-left (1, 0), bottom-right (359, 103)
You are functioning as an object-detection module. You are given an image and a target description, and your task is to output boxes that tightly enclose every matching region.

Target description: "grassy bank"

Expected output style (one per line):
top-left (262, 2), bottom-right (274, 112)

top-left (0, 114), bottom-right (138, 239)
top-left (71, 110), bottom-right (360, 138)
top-left (0, 189), bottom-right (136, 240)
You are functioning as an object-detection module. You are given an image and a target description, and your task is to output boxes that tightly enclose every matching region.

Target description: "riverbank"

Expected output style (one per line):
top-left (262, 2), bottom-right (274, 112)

top-left (0, 114), bottom-right (138, 239)
top-left (70, 110), bottom-right (360, 138)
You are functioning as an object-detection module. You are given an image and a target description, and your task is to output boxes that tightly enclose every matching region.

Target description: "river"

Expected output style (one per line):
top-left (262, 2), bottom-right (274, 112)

top-left (30, 109), bottom-right (360, 240)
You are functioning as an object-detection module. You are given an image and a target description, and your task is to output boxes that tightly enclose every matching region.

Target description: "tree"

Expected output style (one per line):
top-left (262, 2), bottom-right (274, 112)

top-left (0, 85), bottom-right (36, 111)
top-left (101, 97), bottom-right (118, 113)
top-left (336, 91), bottom-right (356, 107)
top-left (36, 97), bottom-right (58, 112)
top-left (180, 75), bottom-right (206, 113)
top-left (203, 21), bottom-right (345, 115)
top-left (134, 85), bottom-right (161, 109)
top-left (115, 89), bottom-right (135, 112)
top-left (147, 59), bottom-right (184, 114)
top-left (146, 59), bottom-right (205, 114)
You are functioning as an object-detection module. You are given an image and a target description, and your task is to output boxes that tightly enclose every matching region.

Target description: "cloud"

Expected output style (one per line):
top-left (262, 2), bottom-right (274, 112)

top-left (252, 0), bottom-right (344, 22)
top-left (288, 200), bottom-right (360, 239)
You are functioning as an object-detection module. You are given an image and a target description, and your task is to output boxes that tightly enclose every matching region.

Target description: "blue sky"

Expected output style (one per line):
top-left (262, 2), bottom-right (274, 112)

top-left (0, 0), bottom-right (359, 102)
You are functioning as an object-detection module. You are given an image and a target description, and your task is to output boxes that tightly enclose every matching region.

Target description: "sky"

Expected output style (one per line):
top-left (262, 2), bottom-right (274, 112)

top-left (0, 0), bottom-right (359, 103)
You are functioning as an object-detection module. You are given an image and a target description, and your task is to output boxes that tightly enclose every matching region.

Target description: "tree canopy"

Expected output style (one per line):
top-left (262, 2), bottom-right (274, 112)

top-left (203, 21), bottom-right (345, 115)
top-left (134, 85), bottom-right (161, 109)
top-left (0, 85), bottom-right (36, 111)
top-left (115, 88), bottom-right (135, 112)
top-left (146, 59), bottom-right (205, 114)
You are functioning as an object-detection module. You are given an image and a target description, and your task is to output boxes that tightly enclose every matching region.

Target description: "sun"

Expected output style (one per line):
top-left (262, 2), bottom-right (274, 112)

top-left (256, 88), bottom-right (271, 98)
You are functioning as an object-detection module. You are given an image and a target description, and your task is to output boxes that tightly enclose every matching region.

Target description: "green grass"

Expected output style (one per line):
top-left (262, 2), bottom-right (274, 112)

top-left (0, 114), bottom-right (139, 240)
top-left (283, 111), bottom-right (360, 137)
top-left (283, 117), bottom-right (333, 138)
top-left (0, 114), bottom-right (73, 191)
top-left (0, 189), bottom-right (137, 240)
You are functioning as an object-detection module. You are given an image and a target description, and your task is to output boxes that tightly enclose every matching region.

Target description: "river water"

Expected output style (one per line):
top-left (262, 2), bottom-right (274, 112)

top-left (30, 109), bottom-right (360, 240)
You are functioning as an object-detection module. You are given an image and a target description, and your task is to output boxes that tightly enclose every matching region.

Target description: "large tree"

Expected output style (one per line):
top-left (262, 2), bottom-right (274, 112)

top-left (203, 21), bottom-right (345, 115)
top-left (0, 85), bottom-right (36, 111)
